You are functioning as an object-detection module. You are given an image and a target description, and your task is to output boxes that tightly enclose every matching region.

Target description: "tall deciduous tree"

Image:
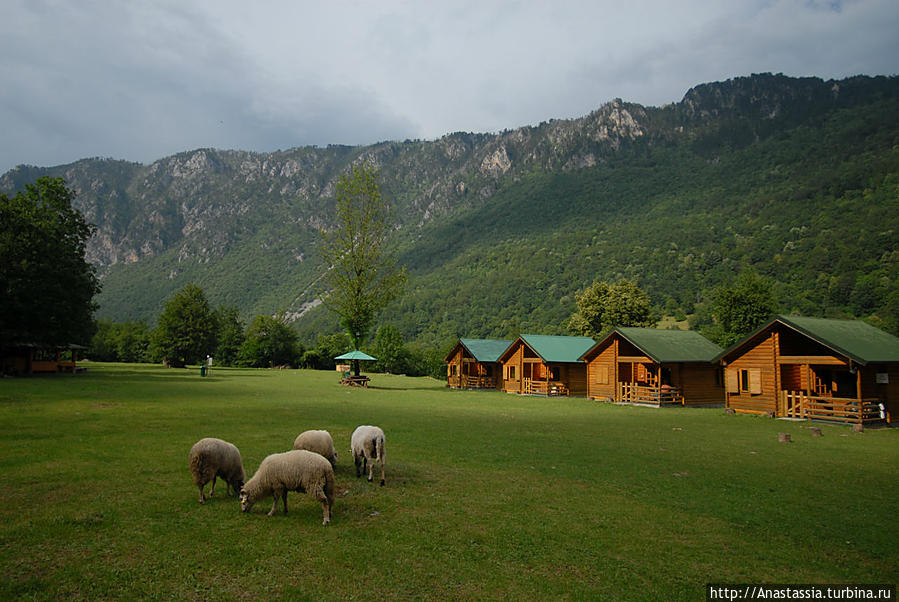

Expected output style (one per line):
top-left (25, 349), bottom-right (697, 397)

top-left (567, 279), bottom-right (654, 338)
top-left (372, 324), bottom-right (409, 374)
top-left (0, 177), bottom-right (100, 346)
top-left (238, 313), bottom-right (300, 368)
top-left (150, 283), bottom-right (217, 367)
top-left (214, 306), bottom-right (245, 367)
top-left (318, 164), bottom-right (406, 375)
top-left (709, 271), bottom-right (777, 347)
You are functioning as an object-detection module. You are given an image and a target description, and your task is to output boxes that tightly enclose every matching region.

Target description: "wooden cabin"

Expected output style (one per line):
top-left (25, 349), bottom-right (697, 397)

top-left (444, 338), bottom-right (512, 390)
top-left (580, 327), bottom-right (724, 406)
top-left (498, 334), bottom-right (594, 397)
top-left (718, 315), bottom-right (899, 424)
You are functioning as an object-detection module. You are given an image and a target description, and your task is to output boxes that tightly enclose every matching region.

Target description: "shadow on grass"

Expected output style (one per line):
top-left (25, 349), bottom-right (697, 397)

top-left (365, 381), bottom-right (450, 392)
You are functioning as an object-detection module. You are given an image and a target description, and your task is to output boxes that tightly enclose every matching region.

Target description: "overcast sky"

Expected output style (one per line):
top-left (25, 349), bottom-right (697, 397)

top-left (2, 0), bottom-right (898, 175)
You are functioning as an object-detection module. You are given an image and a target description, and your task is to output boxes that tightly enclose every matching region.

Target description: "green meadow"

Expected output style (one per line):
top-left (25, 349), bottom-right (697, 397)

top-left (0, 364), bottom-right (896, 600)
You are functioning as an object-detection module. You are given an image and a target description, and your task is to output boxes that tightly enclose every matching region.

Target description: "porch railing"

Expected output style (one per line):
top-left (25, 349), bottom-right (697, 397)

top-left (523, 378), bottom-right (569, 396)
top-left (783, 391), bottom-right (884, 424)
top-left (618, 382), bottom-right (684, 406)
top-left (449, 375), bottom-right (495, 389)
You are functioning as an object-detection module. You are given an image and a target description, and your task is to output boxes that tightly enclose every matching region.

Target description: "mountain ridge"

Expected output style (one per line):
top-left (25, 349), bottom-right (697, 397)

top-left (2, 72), bottom-right (898, 344)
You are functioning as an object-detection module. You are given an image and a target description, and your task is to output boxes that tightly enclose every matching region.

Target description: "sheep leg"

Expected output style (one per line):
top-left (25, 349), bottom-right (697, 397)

top-left (267, 489), bottom-right (281, 516)
top-left (363, 457), bottom-right (370, 481)
top-left (311, 484), bottom-right (331, 526)
top-left (197, 484), bottom-right (206, 504)
top-left (354, 454), bottom-right (363, 478)
top-left (281, 491), bottom-right (289, 515)
top-left (378, 458), bottom-right (386, 487)
top-left (209, 476), bottom-right (217, 498)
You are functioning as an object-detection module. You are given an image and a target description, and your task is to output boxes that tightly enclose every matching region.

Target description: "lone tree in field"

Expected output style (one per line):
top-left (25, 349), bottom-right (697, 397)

top-left (567, 279), bottom-right (654, 338)
top-left (0, 177), bottom-right (100, 347)
top-left (319, 164), bottom-right (406, 375)
top-left (150, 283), bottom-right (217, 367)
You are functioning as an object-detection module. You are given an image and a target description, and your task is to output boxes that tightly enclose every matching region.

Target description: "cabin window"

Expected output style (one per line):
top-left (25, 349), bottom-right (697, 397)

top-left (507, 365), bottom-right (516, 380)
top-left (738, 369), bottom-right (762, 394)
top-left (449, 364), bottom-right (457, 377)
top-left (739, 369), bottom-right (750, 392)
top-left (597, 365), bottom-right (609, 385)
top-left (727, 368), bottom-right (761, 395)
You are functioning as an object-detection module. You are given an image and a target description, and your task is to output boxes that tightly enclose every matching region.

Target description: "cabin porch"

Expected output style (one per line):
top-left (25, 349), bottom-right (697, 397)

top-left (778, 360), bottom-right (888, 424)
top-left (782, 392), bottom-right (884, 424)
top-left (615, 360), bottom-right (683, 406)
top-left (447, 360), bottom-right (497, 389)
top-left (520, 360), bottom-right (569, 396)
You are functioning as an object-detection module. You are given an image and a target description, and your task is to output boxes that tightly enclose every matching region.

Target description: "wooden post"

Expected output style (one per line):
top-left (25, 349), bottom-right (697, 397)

top-left (855, 363), bottom-right (862, 405)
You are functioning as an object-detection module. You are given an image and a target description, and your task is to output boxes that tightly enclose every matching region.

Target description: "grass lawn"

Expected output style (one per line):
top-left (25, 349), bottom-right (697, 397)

top-left (0, 363), bottom-right (896, 600)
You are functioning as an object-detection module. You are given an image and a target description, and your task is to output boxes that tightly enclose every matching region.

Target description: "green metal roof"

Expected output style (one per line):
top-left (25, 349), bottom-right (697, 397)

top-left (627, 328), bottom-right (723, 362)
top-left (774, 315), bottom-right (899, 365)
top-left (459, 338), bottom-right (513, 363)
top-left (519, 334), bottom-right (595, 363)
top-left (599, 327), bottom-right (723, 363)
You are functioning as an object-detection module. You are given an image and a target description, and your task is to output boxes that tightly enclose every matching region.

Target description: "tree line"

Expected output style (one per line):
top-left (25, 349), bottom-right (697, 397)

top-left (88, 282), bottom-right (444, 377)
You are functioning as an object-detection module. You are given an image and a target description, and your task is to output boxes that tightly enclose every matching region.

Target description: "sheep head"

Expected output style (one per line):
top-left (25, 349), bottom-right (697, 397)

top-left (239, 489), bottom-right (253, 512)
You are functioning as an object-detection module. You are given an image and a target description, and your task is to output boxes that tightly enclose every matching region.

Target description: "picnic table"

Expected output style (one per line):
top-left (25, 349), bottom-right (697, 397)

top-left (340, 374), bottom-right (371, 387)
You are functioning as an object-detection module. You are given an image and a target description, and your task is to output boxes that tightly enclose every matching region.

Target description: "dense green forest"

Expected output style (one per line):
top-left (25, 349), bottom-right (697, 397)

top-left (298, 91), bottom-right (899, 345)
top-left (2, 74), bottom-right (897, 351)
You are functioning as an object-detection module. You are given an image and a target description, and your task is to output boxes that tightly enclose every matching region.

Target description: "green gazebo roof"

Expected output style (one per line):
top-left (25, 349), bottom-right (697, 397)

top-left (334, 350), bottom-right (377, 361)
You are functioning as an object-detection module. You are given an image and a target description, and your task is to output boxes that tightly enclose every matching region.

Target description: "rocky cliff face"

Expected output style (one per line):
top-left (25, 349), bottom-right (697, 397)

top-left (1, 92), bottom-right (659, 271)
top-left (1, 73), bottom-right (895, 323)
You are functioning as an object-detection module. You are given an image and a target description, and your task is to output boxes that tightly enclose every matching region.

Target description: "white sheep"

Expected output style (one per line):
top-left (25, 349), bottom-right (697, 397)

top-left (188, 437), bottom-right (246, 504)
top-left (239, 450), bottom-right (335, 525)
top-left (293, 429), bottom-right (338, 468)
top-left (351, 425), bottom-right (386, 486)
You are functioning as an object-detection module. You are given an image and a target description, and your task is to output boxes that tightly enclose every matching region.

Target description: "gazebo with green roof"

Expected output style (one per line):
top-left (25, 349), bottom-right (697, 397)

top-left (717, 315), bottom-right (899, 423)
top-left (498, 334), bottom-right (595, 397)
top-left (444, 338), bottom-right (512, 390)
top-left (580, 327), bottom-right (724, 406)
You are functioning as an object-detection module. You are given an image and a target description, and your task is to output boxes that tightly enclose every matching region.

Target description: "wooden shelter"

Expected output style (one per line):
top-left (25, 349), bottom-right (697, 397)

top-left (444, 338), bottom-right (512, 390)
top-left (0, 343), bottom-right (86, 376)
top-left (580, 327), bottom-right (724, 406)
top-left (334, 350), bottom-right (376, 387)
top-left (717, 315), bottom-right (899, 424)
top-left (498, 334), bottom-right (594, 397)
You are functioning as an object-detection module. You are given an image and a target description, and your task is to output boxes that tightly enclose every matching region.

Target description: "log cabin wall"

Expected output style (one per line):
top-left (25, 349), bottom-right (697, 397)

top-left (676, 364), bottom-right (724, 405)
top-left (502, 345), bottom-right (524, 393)
top-left (861, 364), bottom-right (899, 421)
top-left (586, 343), bottom-right (618, 400)
top-left (446, 347), bottom-right (465, 388)
top-left (558, 363), bottom-right (589, 396)
top-left (725, 332), bottom-right (778, 414)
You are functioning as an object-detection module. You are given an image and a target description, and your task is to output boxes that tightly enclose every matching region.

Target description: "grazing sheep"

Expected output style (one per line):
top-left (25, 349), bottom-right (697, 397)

top-left (239, 450), bottom-right (334, 525)
top-left (351, 425), bottom-right (386, 486)
top-left (293, 430), bottom-right (338, 468)
top-left (188, 437), bottom-right (246, 504)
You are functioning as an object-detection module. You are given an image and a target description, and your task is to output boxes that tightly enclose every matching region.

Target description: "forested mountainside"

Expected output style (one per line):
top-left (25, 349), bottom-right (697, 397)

top-left (3, 73), bottom-right (898, 346)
